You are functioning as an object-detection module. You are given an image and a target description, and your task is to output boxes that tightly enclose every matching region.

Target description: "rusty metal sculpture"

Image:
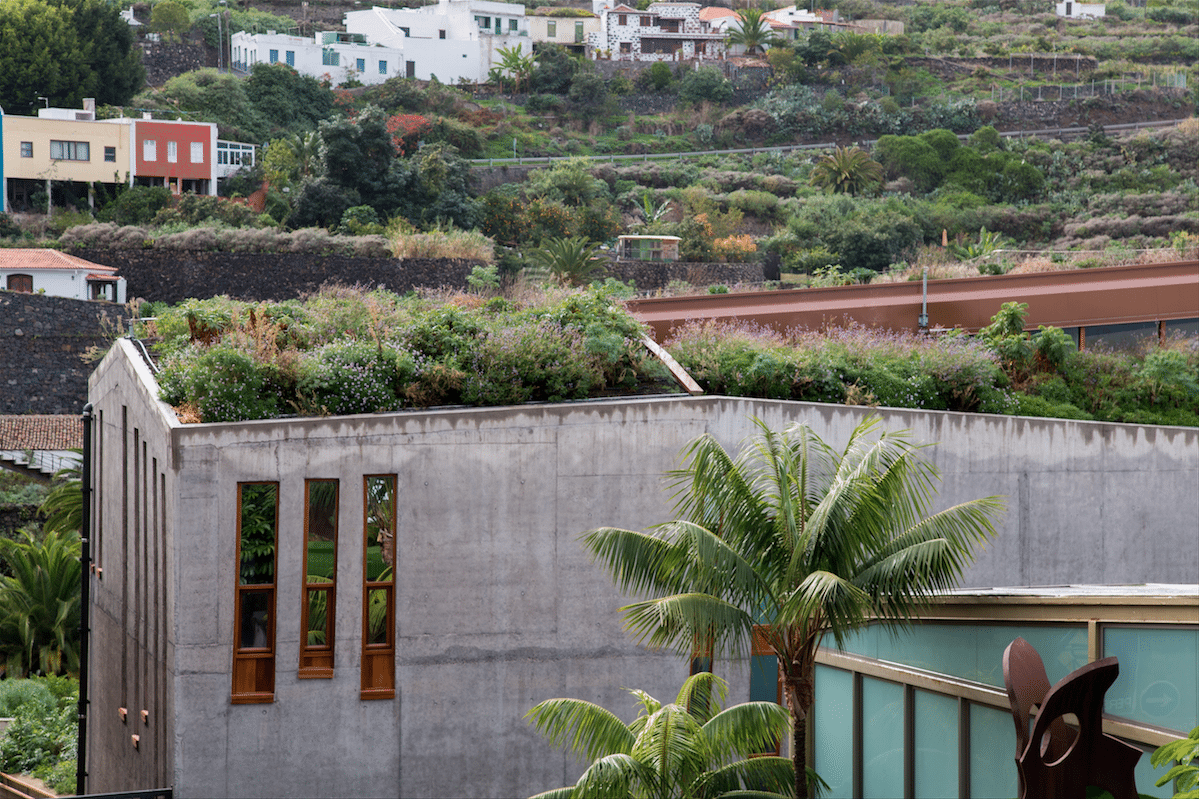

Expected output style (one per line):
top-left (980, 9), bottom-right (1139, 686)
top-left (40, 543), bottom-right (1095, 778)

top-left (1002, 637), bottom-right (1142, 799)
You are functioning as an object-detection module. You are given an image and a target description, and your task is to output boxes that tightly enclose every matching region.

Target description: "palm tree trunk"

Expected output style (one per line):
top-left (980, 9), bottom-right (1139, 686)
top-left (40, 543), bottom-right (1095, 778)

top-left (785, 666), bottom-right (816, 799)
top-left (793, 703), bottom-right (808, 799)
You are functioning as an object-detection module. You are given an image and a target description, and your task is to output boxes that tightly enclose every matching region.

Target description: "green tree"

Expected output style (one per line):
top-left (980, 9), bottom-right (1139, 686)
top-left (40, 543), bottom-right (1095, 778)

top-left (677, 66), bottom-right (734, 104)
top-left (150, 0), bottom-right (189, 42)
top-left (726, 8), bottom-right (780, 55)
top-left (39, 458), bottom-right (82, 537)
top-left (244, 62), bottom-right (336, 135)
top-left (583, 417), bottom-right (1003, 798)
top-left (58, 0), bottom-right (145, 106)
top-left (157, 69), bottom-right (270, 142)
top-left (0, 530), bottom-right (82, 677)
top-left (0, 0), bottom-right (89, 113)
top-left (527, 671), bottom-right (800, 799)
top-left (809, 146), bottom-right (883, 196)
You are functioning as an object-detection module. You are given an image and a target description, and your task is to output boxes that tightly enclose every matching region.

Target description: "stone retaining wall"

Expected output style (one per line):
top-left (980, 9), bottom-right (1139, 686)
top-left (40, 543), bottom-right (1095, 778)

top-left (0, 293), bottom-right (128, 415)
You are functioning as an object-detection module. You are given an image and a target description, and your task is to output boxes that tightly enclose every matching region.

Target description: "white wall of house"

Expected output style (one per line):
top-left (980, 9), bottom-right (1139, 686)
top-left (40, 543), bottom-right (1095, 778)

top-left (231, 30), bottom-right (408, 85)
top-left (1056, 0), bottom-right (1106, 17)
top-left (1, 267), bottom-right (125, 302)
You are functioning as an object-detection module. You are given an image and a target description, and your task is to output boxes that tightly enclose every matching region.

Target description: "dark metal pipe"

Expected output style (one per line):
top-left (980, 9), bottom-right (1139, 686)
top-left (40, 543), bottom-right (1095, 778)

top-left (77, 403), bottom-right (93, 797)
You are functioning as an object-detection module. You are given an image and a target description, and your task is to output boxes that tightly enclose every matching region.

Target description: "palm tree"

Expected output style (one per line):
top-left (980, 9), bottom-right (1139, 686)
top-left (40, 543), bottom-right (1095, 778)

top-left (809, 146), bottom-right (883, 196)
top-left (526, 236), bottom-right (606, 286)
top-left (526, 670), bottom-right (804, 799)
top-left (725, 8), bottom-right (780, 56)
top-left (583, 417), bottom-right (1003, 798)
top-left (38, 455), bottom-right (82, 536)
top-left (0, 529), bottom-right (82, 677)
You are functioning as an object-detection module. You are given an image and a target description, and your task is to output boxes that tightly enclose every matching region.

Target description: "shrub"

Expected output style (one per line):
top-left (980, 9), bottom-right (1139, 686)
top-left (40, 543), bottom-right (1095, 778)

top-left (0, 677), bottom-right (77, 790)
top-left (97, 186), bottom-right (173, 226)
top-left (678, 66), bottom-right (733, 104)
top-left (296, 341), bottom-right (402, 416)
top-left (158, 345), bottom-right (282, 422)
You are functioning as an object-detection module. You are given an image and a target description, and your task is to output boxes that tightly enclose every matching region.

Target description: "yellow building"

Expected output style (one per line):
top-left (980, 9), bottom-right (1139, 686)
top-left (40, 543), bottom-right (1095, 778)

top-left (2, 110), bottom-right (133, 212)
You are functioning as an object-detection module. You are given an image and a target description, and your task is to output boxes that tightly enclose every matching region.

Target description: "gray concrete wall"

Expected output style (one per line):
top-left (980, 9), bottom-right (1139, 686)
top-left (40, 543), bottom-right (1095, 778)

top-left (85, 341), bottom-right (1199, 799)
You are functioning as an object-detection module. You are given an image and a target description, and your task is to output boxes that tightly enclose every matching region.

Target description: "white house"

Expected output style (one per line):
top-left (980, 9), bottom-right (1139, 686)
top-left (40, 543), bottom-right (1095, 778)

top-left (345, 1), bottom-right (531, 82)
top-left (0, 249), bottom-right (125, 303)
top-left (230, 30), bottom-right (409, 86)
top-left (589, 2), bottom-right (725, 61)
top-left (1056, 0), bottom-right (1106, 17)
top-left (526, 8), bottom-right (600, 54)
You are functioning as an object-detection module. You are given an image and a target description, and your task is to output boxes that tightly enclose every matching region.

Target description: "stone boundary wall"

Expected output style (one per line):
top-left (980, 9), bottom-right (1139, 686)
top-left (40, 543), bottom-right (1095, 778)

top-left (73, 248), bottom-right (761, 301)
top-left (0, 505), bottom-right (43, 539)
top-left (0, 292), bottom-right (128, 415)
top-left (604, 258), bottom-right (765, 288)
top-left (74, 249), bottom-right (478, 305)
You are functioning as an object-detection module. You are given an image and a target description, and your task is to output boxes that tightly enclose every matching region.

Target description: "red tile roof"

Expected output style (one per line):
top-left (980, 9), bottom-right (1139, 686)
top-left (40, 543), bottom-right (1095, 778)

top-left (699, 7), bottom-right (738, 20)
top-left (0, 415), bottom-right (82, 450)
top-left (0, 249), bottom-right (117, 274)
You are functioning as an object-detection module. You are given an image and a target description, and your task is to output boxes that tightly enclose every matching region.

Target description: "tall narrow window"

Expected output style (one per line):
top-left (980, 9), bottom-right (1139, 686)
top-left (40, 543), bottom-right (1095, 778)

top-left (547, 20), bottom-right (556, 36)
top-left (269, 48), bottom-right (279, 63)
top-left (361, 475), bottom-right (396, 699)
top-left (300, 480), bottom-right (338, 678)
top-left (143, 139), bottom-right (156, 162)
top-left (233, 482), bottom-right (278, 703)
top-left (286, 50), bottom-right (295, 66)
top-left (190, 141), bottom-right (203, 163)
top-left (167, 141), bottom-right (178, 163)
top-left (379, 60), bottom-right (387, 74)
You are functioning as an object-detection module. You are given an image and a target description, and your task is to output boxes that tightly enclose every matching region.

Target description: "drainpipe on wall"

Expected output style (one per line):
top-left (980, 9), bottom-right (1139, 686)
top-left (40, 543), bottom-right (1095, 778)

top-left (918, 267), bottom-right (929, 331)
top-left (76, 403), bottom-right (93, 797)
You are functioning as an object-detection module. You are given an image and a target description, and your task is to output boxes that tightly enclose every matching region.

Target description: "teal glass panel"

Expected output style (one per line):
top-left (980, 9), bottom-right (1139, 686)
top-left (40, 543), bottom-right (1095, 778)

top-left (814, 665), bottom-right (854, 799)
top-left (834, 623), bottom-right (1088, 687)
top-left (861, 677), bottom-right (903, 798)
top-left (969, 703), bottom-right (1018, 799)
top-left (914, 690), bottom-right (958, 798)
top-left (1104, 626), bottom-right (1199, 734)
top-left (1134, 743), bottom-right (1175, 798)
top-left (750, 654), bottom-right (779, 704)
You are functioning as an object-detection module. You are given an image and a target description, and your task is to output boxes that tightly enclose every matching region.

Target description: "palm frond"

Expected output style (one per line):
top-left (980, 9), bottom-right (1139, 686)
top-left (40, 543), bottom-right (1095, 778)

top-left (701, 701), bottom-right (790, 760)
top-left (695, 755), bottom-right (794, 798)
top-left (526, 698), bottom-right (636, 762)
top-left (571, 753), bottom-right (649, 799)
top-left (675, 671), bottom-right (729, 726)
top-left (581, 527), bottom-right (683, 596)
top-left (778, 570), bottom-right (872, 645)
top-left (632, 705), bottom-right (708, 791)
top-left (621, 593), bottom-right (754, 661)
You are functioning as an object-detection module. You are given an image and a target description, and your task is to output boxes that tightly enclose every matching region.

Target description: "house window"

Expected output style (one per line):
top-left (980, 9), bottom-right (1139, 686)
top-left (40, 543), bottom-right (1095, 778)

top-left (19, 142), bottom-right (32, 158)
top-left (575, 20), bottom-right (584, 41)
top-left (439, 29), bottom-right (446, 38)
top-left (620, 41), bottom-right (631, 53)
top-left (322, 49), bottom-right (340, 66)
top-left (286, 50), bottom-right (295, 66)
top-left (190, 141), bottom-right (203, 163)
top-left (476, 15), bottom-right (490, 28)
top-left (399, 26), bottom-right (410, 36)
top-left (104, 146), bottom-right (116, 162)
top-left (167, 141), bottom-right (178, 163)
top-left (509, 19), bottom-right (517, 31)
top-left (50, 140), bottom-right (90, 161)
top-left (618, 13), bottom-right (626, 24)
top-left (547, 20), bottom-right (556, 36)
top-left (641, 15), bottom-right (652, 25)
top-left (379, 60), bottom-right (387, 74)
top-left (233, 482), bottom-right (278, 703)
top-left (6, 274), bottom-right (33, 293)
top-left (361, 475), bottom-right (396, 699)
top-left (269, 49), bottom-right (278, 63)
top-left (300, 480), bottom-right (338, 678)
top-left (143, 139), bottom-right (156, 162)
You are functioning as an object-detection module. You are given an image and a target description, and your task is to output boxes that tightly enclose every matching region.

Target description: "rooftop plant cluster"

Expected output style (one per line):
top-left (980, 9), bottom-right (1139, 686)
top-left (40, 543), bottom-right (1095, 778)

top-left (146, 285), bottom-right (675, 423)
top-left (665, 304), bottom-right (1199, 427)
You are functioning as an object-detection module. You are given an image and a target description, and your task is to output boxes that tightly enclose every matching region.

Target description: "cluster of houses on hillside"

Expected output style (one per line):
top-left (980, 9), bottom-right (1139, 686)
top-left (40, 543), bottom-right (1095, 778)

top-left (229, 0), bottom-right (895, 87)
top-left (0, 100), bottom-right (256, 214)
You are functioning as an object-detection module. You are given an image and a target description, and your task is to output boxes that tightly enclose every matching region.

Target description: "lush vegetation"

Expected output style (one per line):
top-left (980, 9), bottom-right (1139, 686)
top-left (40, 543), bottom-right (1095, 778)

top-left (0, 676), bottom-right (79, 795)
top-left (145, 285), bottom-right (675, 423)
top-left (526, 671), bottom-right (802, 799)
top-left (582, 416), bottom-right (1003, 796)
top-left (665, 303), bottom-right (1199, 427)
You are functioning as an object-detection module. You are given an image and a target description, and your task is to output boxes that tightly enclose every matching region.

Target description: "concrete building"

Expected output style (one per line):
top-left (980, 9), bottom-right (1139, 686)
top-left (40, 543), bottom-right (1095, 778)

top-left (230, 30), bottom-right (410, 86)
top-left (1, 249), bottom-right (125, 303)
top-left (83, 337), bottom-right (1198, 798)
top-left (1056, 0), bottom-right (1106, 17)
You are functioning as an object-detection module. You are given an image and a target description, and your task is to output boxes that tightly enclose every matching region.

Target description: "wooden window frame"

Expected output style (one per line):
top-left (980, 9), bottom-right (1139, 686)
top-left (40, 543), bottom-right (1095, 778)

top-left (361, 474), bottom-right (396, 699)
top-left (232, 482), bottom-right (279, 704)
top-left (300, 479), bottom-right (338, 678)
